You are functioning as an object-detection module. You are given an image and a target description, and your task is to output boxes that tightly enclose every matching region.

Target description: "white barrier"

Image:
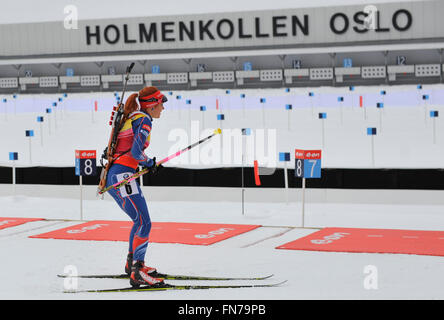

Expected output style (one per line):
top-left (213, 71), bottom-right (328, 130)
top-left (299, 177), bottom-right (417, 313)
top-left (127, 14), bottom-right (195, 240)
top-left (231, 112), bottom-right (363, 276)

top-left (1, 184), bottom-right (444, 206)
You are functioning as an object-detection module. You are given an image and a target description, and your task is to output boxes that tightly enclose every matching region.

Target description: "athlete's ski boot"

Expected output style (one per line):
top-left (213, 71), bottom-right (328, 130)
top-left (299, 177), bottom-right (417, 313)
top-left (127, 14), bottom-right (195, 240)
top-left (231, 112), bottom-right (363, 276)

top-left (130, 261), bottom-right (164, 287)
top-left (125, 253), bottom-right (159, 276)
top-left (125, 253), bottom-right (133, 275)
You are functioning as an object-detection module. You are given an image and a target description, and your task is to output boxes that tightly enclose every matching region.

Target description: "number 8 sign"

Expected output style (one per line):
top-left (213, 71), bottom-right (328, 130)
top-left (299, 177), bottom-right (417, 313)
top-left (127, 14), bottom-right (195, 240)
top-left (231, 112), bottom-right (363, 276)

top-left (75, 150), bottom-right (97, 176)
top-left (295, 149), bottom-right (322, 179)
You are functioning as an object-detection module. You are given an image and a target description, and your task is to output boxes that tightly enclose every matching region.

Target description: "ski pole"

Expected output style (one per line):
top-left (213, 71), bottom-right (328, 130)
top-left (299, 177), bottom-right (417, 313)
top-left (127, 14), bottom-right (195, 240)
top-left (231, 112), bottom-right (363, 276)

top-left (98, 128), bottom-right (222, 194)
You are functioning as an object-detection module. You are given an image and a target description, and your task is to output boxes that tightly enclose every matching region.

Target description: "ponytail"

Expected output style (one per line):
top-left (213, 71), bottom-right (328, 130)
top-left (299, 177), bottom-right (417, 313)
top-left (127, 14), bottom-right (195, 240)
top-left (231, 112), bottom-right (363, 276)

top-left (123, 93), bottom-right (139, 115)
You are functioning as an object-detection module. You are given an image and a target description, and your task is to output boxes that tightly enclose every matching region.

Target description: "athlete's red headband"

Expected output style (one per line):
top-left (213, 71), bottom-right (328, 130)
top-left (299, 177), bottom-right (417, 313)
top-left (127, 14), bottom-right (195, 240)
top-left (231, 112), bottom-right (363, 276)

top-left (138, 91), bottom-right (167, 109)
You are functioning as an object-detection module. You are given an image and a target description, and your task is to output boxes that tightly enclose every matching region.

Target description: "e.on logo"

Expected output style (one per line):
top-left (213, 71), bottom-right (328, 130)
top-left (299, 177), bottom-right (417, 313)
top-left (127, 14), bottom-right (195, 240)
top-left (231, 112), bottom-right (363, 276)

top-left (195, 228), bottom-right (235, 239)
top-left (66, 224), bottom-right (109, 234)
top-left (81, 152), bottom-right (95, 158)
top-left (310, 232), bottom-right (350, 245)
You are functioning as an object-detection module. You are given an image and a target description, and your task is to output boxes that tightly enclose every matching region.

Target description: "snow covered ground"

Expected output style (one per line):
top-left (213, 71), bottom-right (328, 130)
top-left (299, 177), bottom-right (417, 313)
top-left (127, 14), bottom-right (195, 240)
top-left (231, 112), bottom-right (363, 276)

top-left (1, 192), bottom-right (444, 300)
top-left (1, 84), bottom-right (444, 301)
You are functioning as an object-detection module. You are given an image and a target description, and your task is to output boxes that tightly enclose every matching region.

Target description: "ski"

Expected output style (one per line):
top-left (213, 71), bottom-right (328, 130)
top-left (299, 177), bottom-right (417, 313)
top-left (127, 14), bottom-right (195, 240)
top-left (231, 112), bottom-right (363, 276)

top-left (58, 272), bottom-right (274, 281)
top-left (64, 280), bottom-right (287, 293)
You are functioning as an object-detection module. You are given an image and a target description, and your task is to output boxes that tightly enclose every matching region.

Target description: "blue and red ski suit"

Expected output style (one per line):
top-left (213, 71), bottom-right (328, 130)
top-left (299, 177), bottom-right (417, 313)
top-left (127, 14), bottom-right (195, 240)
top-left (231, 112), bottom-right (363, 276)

top-left (106, 110), bottom-right (154, 262)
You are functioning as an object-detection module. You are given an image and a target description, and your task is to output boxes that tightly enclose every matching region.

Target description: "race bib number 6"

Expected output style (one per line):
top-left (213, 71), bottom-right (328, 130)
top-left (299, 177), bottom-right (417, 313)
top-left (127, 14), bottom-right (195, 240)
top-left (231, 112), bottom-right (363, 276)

top-left (116, 172), bottom-right (139, 198)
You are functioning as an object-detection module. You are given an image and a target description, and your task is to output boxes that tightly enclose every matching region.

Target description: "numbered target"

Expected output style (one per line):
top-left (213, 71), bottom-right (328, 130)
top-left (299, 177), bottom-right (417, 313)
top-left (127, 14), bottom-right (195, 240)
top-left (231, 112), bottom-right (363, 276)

top-left (295, 158), bottom-right (305, 178)
top-left (75, 150), bottom-right (97, 176)
top-left (295, 149), bottom-right (322, 179)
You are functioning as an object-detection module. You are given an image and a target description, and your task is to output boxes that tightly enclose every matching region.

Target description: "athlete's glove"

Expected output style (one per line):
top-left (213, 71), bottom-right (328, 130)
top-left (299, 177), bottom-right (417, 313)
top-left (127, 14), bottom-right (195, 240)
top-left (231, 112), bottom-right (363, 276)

top-left (143, 157), bottom-right (164, 176)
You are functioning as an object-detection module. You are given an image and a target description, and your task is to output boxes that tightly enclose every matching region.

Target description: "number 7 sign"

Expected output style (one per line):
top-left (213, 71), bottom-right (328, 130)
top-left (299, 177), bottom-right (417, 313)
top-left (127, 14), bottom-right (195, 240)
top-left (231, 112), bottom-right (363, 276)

top-left (294, 149), bottom-right (322, 228)
top-left (295, 149), bottom-right (322, 179)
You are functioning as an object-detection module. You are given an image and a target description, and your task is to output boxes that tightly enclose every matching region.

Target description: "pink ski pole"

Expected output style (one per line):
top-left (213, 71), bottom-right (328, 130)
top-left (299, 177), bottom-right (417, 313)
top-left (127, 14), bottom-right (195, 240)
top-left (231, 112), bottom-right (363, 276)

top-left (98, 128), bottom-right (222, 194)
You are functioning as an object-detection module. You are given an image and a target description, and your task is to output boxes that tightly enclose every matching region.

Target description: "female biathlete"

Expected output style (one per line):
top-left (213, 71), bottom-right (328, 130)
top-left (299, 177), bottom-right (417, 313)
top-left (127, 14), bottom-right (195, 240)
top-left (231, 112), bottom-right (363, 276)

top-left (106, 86), bottom-right (166, 287)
